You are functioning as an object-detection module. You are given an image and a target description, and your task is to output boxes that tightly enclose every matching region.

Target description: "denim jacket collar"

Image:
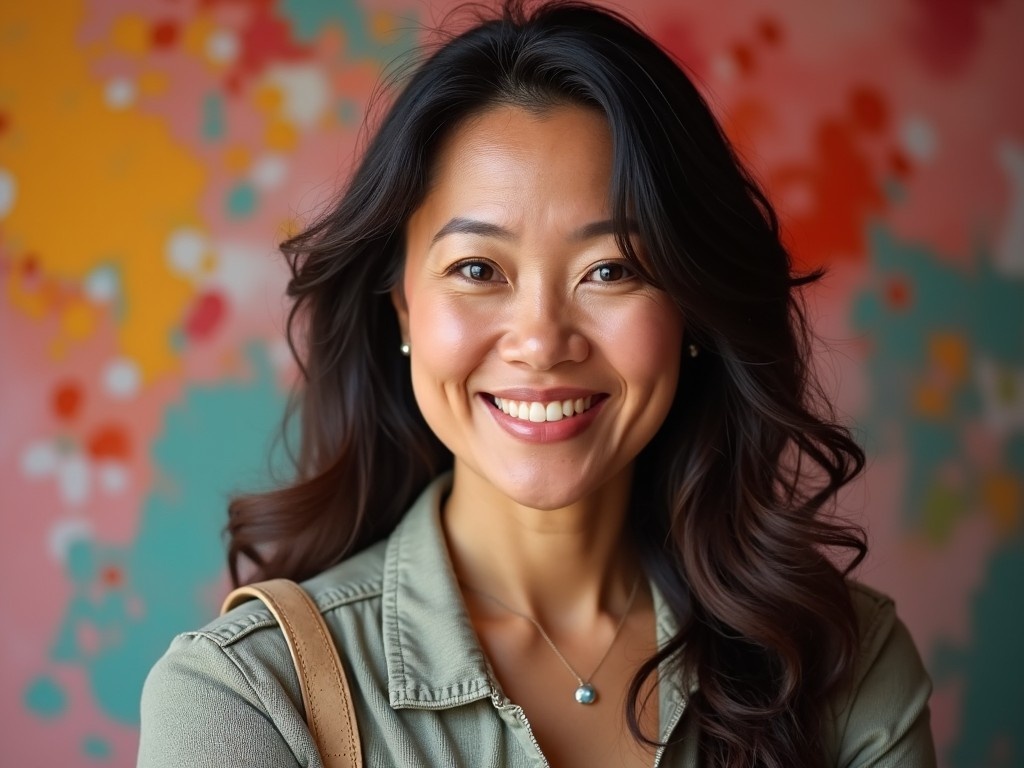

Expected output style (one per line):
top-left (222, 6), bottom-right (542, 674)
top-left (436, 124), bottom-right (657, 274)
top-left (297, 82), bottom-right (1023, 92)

top-left (381, 473), bottom-right (690, 734)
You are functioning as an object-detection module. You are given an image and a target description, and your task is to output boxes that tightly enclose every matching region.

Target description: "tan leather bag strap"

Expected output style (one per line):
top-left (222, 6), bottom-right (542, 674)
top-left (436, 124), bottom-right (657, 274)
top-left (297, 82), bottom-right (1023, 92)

top-left (221, 579), bottom-right (363, 768)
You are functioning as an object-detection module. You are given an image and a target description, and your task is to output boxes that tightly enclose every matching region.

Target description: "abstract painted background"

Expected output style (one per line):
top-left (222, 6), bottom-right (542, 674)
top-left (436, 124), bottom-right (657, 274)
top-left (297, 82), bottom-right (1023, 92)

top-left (1, 0), bottom-right (1021, 765)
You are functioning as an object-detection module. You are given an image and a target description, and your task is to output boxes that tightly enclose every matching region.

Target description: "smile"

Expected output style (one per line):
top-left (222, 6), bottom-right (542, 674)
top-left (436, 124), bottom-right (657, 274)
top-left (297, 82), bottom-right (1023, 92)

top-left (491, 396), bottom-right (594, 423)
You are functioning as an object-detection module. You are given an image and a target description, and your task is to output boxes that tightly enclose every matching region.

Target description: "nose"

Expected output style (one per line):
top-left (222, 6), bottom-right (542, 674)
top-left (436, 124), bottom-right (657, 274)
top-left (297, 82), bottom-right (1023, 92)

top-left (497, 286), bottom-right (589, 370)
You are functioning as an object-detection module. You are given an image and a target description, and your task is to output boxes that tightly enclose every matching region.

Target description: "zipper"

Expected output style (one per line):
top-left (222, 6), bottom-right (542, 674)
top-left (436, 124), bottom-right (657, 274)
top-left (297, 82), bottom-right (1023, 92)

top-left (652, 699), bottom-right (687, 767)
top-left (492, 690), bottom-right (552, 767)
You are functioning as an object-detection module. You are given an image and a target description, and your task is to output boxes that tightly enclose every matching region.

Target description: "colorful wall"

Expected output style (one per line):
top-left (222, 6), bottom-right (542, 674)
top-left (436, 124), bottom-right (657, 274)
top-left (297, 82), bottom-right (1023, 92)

top-left (1, 1), bottom-right (1021, 765)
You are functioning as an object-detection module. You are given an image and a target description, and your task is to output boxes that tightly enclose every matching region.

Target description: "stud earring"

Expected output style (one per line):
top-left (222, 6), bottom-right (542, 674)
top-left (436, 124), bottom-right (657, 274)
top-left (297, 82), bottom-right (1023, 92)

top-left (400, 342), bottom-right (411, 357)
top-left (688, 343), bottom-right (699, 358)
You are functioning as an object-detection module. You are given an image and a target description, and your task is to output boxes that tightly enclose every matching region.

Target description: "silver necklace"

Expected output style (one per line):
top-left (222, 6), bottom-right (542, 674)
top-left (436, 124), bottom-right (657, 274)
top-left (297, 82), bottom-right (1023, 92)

top-left (464, 575), bottom-right (642, 705)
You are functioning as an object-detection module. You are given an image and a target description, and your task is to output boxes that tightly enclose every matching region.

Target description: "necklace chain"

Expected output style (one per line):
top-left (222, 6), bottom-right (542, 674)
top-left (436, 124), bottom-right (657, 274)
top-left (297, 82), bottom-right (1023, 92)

top-left (463, 574), bottom-right (642, 705)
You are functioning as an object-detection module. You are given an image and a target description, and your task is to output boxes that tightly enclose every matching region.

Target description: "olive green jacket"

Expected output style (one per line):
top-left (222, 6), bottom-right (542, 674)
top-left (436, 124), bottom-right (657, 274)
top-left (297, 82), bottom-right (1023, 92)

top-left (138, 475), bottom-right (936, 767)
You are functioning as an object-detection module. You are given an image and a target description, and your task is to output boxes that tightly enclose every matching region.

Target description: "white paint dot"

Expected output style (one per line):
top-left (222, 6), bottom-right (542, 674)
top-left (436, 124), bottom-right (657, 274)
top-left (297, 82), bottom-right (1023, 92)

top-left (901, 117), bottom-right (937, 161)
top-left (0, 168), bottom-right (15, 218)
top-left (48, 518), bottom-right (94, 562)
top-left (97, 460), bottom-right (129, 494)
top-left (251, 154), bottom-right (288, 190)
top-left (105, 77), bottom-right (136, 109)
top-left (167, 228), bottom-right (208, 276)
top-left (58, 453), bottom-right (91, 506)
top-left (104, 358), bottom-right (141, 398)
top-left (84, 266), bottom-right (119, 302)
top-left (711, 53), bottom-right (737, 82)
top-left (22, 440), bottom-right (59, 478)
top-left (207, 30), bottom-right (239, 64)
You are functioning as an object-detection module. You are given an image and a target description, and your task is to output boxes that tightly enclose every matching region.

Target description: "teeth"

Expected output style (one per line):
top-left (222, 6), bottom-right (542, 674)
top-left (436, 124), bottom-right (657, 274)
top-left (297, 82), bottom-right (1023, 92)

top-left (491, 396), bottom-right (596, 423)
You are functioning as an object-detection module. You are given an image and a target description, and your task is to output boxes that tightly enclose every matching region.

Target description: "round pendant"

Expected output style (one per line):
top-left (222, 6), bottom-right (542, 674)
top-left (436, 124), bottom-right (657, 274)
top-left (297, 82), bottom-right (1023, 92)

top-left (574, 683), bottom-right (597, 705)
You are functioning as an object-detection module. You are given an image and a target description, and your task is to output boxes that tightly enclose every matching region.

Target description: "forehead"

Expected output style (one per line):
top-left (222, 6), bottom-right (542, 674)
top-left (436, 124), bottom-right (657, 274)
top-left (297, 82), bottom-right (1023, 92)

top-left (412, 104), bottom-right (615, 232)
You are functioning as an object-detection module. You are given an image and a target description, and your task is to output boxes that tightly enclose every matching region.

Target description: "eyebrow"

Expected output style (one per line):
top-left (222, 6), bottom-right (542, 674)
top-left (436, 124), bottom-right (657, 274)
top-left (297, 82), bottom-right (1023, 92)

top-left (429, 216), bottom-right (639, 246)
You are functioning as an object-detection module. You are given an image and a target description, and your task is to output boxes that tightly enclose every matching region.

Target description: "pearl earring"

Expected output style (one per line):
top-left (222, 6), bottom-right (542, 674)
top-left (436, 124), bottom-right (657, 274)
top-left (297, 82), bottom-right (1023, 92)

top-left (688, 343), bottom-right (699, 358)
top-left (400, 342), bottom-right (411, 357)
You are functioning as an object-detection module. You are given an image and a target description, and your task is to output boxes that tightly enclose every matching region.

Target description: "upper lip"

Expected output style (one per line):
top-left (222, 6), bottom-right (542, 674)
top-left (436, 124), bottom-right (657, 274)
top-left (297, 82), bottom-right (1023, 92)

top-left (485, 387), bottom-right (603, 401)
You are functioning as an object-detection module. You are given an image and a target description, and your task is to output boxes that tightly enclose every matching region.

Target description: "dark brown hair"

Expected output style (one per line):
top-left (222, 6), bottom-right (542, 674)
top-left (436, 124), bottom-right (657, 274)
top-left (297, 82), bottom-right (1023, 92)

top-left (227, 2), bottom-right (867, 766)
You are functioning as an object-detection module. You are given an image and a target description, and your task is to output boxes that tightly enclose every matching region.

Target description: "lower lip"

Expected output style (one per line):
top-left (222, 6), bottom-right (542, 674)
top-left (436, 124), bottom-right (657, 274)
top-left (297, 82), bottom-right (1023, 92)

top-left (483, 396), bottom-right (606, 443)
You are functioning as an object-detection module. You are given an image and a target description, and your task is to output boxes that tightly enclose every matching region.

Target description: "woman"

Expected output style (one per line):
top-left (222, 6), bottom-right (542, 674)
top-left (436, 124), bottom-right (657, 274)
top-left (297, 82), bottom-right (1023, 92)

top-left (138, 1), bottom-right (935, 766)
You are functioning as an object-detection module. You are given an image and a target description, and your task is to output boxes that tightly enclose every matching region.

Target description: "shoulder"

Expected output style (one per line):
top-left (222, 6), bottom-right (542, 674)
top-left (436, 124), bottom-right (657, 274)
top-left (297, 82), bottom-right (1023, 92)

top-left (195, 538), bottom-right (388, 649)
top-left (829, 581), bottom-right (937, 767)
top-left (139, 539), bottom-right (391, 766)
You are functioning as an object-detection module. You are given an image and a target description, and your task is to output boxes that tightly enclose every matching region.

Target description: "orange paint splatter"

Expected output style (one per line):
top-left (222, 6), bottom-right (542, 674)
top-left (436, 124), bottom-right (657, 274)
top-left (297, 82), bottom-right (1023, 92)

top-left (53, 381), bottom-right (83, 421)
top-left (101, 565), bottom-right (124, 588)
top-left (87, 424), bottom-right (131, 460)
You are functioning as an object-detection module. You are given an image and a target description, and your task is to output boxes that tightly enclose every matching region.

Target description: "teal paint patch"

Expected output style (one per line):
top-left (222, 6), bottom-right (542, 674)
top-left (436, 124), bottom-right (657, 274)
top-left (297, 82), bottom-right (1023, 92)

top-left (226, 182), bottom-right (257, 218)
top-left (46, 343), bottom-right (289, 724)
top-left (201, 92), bottom-right (224, 141)
top-left (23, 675), bottom-right (67, 718)
top-left (82, 734), bottom-right (112, 759)
top-left (938, 536), bottom-right (1024, 767)
top-left (850, 225), bottom-right (1024, 532)
top-left (337, 98), bottom-right (358, 125)
top-left (278, 0), bottom-right (419, 63)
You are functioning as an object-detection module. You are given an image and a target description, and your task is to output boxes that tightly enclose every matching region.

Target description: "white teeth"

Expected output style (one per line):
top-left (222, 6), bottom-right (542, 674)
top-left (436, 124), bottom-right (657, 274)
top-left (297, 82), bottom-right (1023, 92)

top-left (491, 396), bottom-right (597, 423)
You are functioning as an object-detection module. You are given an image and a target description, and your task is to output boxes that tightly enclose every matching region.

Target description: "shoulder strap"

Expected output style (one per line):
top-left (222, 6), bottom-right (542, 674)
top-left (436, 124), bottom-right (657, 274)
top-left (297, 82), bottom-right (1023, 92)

top-left (222, 579), bottom-right (363, 768)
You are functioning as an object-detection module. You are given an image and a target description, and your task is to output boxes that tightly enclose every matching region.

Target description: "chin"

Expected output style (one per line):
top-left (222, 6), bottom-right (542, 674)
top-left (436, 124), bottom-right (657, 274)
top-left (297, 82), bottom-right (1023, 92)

top-left (493, 466), bottom-right (604, 511)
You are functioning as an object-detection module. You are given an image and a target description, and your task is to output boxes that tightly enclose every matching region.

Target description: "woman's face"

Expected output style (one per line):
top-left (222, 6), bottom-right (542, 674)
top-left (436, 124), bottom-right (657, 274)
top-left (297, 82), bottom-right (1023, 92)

top-left (394, 104), bottom-right (684, 510)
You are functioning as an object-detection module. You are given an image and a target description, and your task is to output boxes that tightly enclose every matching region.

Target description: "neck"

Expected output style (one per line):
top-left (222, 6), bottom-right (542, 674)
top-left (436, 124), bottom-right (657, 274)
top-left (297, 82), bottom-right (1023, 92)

top-left (441, 462), bottom-right (640, 631)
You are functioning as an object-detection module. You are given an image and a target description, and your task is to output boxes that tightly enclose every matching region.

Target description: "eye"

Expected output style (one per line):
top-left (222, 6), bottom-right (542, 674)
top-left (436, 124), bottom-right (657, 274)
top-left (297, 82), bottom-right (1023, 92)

top-left (454, 260), bottom-right (503, 282)
top-left (588, 262), bottom-right (634, 282)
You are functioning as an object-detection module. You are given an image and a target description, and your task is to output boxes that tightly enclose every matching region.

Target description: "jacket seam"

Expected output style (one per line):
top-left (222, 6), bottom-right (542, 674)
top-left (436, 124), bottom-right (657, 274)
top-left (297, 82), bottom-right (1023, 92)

top-left (197, 586), bottom-right (385, 648)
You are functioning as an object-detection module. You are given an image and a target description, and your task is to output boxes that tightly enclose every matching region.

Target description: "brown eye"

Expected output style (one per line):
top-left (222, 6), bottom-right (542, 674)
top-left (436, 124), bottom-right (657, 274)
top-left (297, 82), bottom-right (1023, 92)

top-left (590, 263), bottom-right (631, 282)
top-left (459, 262), bottom-right (496, 281)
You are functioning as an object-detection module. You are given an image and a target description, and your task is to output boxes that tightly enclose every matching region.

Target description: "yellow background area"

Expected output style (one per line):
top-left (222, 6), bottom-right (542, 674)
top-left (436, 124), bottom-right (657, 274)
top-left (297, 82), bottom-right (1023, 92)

top-left (0, 1), bottom-right (204, 378)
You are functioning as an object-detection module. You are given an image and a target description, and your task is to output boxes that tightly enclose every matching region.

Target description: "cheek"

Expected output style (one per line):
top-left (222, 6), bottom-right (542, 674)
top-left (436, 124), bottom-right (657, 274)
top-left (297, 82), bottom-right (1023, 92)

top-left (601, 300), bottom-right (685, 395)
top-left (407, 295), bottom-right (496, 384)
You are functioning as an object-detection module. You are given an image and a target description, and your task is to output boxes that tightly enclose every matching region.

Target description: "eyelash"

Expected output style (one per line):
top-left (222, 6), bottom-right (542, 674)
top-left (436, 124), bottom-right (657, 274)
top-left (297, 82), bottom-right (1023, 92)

top-left (447, 259), bottom-right (637, 284)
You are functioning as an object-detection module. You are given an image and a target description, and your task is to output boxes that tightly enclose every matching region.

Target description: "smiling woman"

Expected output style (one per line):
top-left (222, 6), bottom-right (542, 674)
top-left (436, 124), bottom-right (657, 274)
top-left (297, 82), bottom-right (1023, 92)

top-left (138, 2), bottom-right (936, 767)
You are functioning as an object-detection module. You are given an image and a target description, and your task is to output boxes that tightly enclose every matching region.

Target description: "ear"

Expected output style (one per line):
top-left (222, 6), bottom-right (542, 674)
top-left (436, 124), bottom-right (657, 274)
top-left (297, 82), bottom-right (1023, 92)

top-left (391, 284), bottom-right (410, 345)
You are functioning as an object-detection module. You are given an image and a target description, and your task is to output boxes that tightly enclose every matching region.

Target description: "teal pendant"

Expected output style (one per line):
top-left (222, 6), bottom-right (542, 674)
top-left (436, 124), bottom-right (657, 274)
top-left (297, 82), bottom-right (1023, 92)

top-left (574, 683), bottom-right (597, 705)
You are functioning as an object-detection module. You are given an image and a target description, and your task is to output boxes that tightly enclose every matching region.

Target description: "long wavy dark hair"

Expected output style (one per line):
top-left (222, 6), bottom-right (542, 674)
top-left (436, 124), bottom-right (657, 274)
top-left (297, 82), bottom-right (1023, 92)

top-left (227, 2), bottom-right (867, 765)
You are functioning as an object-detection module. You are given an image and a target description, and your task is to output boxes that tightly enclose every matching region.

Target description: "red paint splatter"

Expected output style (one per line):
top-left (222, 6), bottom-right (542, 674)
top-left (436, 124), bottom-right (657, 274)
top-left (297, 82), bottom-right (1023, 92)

top-left (0, 111), bottom-right (9, 135)
top-left (201, 0), bottom-right (311, 89)
top-left (184, 290), bottom-right (227, 340)
top-left (909, 0), bottom-right (1000, 77)
top-left (769, 118), bottom-right (886, 269)
top-left (889, 149), bottom-right (913, 179)
top-left (53, 381), bottom-right (83, 421)
top-left (885, 277), bottom-right (913, 310)
top-left (654, 19), bottom-right (709, 75)
top-left (151, 19), bottom-right (179, 49)
top-left (87, 424), bottom-right (131, 460)
top-left (731, 43), bottom-right (756, 76)
top-left (849, 86), bottom-right (888, 134)
top-left (101, 565), bottom-right (123, 588)
top-left (757, 18), bottom-right (782, 46)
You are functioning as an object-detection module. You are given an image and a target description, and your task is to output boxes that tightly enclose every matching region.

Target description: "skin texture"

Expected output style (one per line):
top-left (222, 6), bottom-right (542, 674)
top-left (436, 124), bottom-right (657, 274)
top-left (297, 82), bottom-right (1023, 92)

top-left (392, 105), bottom-right (684, 767)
